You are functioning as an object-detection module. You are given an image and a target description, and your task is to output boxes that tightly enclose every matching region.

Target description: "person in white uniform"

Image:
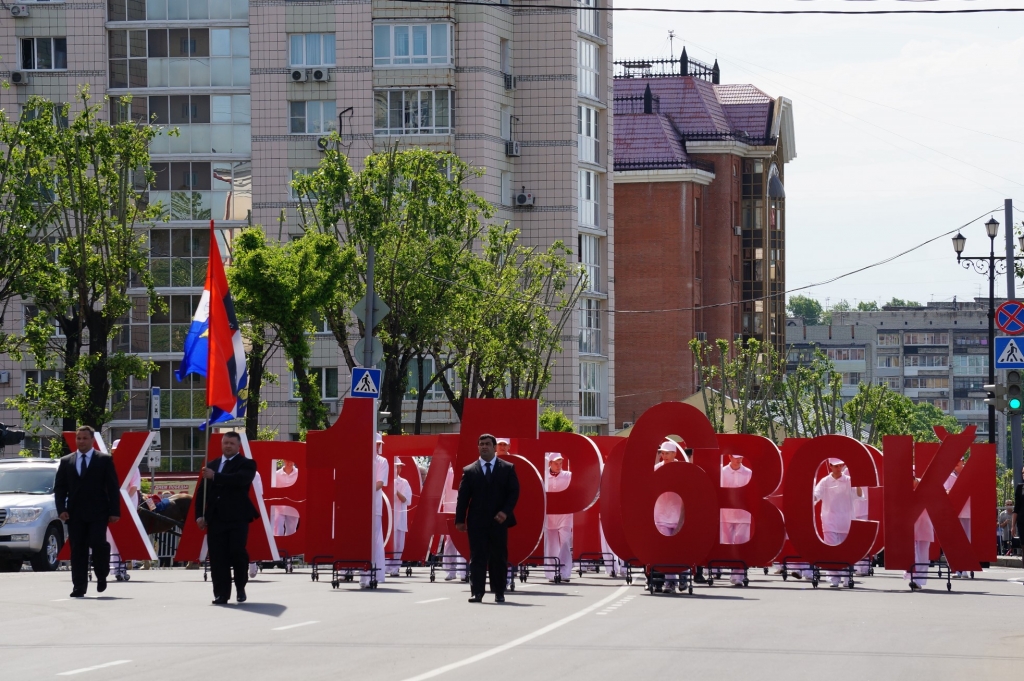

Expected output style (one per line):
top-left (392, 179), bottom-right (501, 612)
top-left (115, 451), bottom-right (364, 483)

top-left (270, 460), bottom-right (300, 536)
top-left (544, 452), bottom-right (573, 582)
top-left (720, 453), bottom-right (752, 586)
top-left (813, 457), bottom-right (859, 587)
top-left (387, 458), bottom-right (412, 577)
top-left (852, 483), bottom-right (871, 576)
top-left (654, 440), bottom-right (686, 591)
top-left (944, 457), bottom-right (970, 577)
top-left (361, 433), bottom-right (389, 588)
top-left (905, 478), bottom-right (934, 590)
top-left (441, 464), bottom-right (467, 581)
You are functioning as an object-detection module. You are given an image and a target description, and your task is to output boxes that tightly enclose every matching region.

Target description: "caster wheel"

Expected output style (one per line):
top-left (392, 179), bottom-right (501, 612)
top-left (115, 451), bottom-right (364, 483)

top-left (406, 568), bottom-right (412, 577)
top-left (331, 581), bottom-right (338, 589)
top-left (782, 572), bottom-right (788, 581)
top-left (688, 585), bottom-right (693, 595)
top-left (554, 575), bottom-right (561, 584)
top-left (947, 583), bottom-right (952, 592)
top-left (203, 574), bottom-right (208, 582)
top-left (743, 579), bottom-right (749, 587)
top-left (707, 578), bottom-right (714, 587)
top-left (812, 579), bottom-right (819, 589)
top-left (848, 581), bottom-right (855, 589)
top-left (124, 574), bottom-right (131, 582)
top-left (763, 568), bottom-right (769, 575)
top-left (430, 575), bottom-right (435, 582)
top-left (970, 572), bottom-right (975, 579)
top-left (509, 581), bottom-right (515, 592)
top-left (626, 575), bottom-right (632, 584)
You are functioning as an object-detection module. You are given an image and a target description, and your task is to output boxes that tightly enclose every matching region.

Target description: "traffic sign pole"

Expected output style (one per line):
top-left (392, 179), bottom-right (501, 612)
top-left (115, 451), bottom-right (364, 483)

top-left (1006, 199), bottom-right (1022, 485)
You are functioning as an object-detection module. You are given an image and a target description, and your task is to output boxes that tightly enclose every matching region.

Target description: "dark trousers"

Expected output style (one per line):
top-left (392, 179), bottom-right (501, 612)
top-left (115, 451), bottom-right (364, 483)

top-left (68, 518), bottom-right (110, 592)
top-left (207, 523), bottom-right (249, 599)
top-left (468, 523), bottom-right (508, 597)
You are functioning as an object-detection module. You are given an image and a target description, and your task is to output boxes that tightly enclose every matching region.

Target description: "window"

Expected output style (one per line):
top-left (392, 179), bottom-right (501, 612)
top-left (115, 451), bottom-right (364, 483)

top-left (904, 377), bottom-right (949, 389)
top-left (500, 105), bottom-right (513, 141)
top-left (826, 348), bottom-right (865, 361)
top-left (579, 169), bottom-right (598, 227)
top-left (289, 33), bottom-right (336, 67)
top-left (113, 28), bottom-right (249, 89)
top-left (24, 370), bottom-right (64, 396)
top-left (875, 376), bottom-right (900, 389)
top-left (580, 361), bottom-right (602, 418)
top-left (578, 105), bottom-right (599, 164)
top-left (578, 234), bottom-right (600, 292)
top-left (22, 38), bottom-right (68, 70)
top-left (578, 0), bottom-right (598, 35)
top-left (904, 332), bottom-right (948, 345)
top-left (877, 355), bottom-right (900, 368)
top-left (292, 368), bottom-right (339, 400)
top-left (289, 168), bottom-right (318, 200)
top-left (964, 420), bottom-right (989, 435)
top-left (111, 0), bottom-right (249, 21)
top-left (289, 101), bottom-right (337, 134)
top-left (578, 40), bottom-right (599, 98)
top-left (500, 171), bottom-right (512, 207)
top-left (373, 89), bottom-right (453, 135)
top-left (22, 103), bottom-right (69, 129)
top-left (952, 354), bottom-right (988, 375)
top-left (405, 357), bottom-right (447, 401)
top-left (954, 399), bottom-right (986, 412)
top-left (118, 94), bottom-right (251, 155)
top-left (579, 298), bottom-right (602, 355)
top-left (499, 38), bottom-right (512, 75)
top-left (954, 377), bottom-right (985, 390)
top-left (148, 161), bottom-right (252, 221)
top-left (954, 334), bottom-right (987, 347)
top-left (905, 354), bottom-right (949, 367)
top-left (145, 228), bottom-right (210, 288)
top-left (877, 333), bottom-right (901, 347)
top-left (787, 348), bottom-right (815, 363)
top-left (23, 305), bottom-right (64, 337)
top-left (157, 426), bottom-right (205, 473)
top-left (373, 23), bottom-right (453, 66)
top-left (841, 372), bottom-right (861, 386)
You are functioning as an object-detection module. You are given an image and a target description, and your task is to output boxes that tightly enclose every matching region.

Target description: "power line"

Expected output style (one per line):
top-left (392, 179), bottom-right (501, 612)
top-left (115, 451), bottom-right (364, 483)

top-left (391, 0), bottom-right (1024, 14)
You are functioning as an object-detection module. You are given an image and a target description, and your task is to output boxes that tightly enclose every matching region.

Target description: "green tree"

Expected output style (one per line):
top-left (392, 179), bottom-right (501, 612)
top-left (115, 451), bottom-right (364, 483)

top-left (9, 92), bottom-right (161, 435)
top-left (787, 295), bottom-right (823, 326)
top-left (540, 407), bottom-right (575, 433)
top-left (228, 228), bottom-right (354, 433)
top-left (884, 297), bottom-right (922, 308)
top-left (908, 402), bottom-right (962, 442)
top-left (856, 301), bottom-right (879, 311)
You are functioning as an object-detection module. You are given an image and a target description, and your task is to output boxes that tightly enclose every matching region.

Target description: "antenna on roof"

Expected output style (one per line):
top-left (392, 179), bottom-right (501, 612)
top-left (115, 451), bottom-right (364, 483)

top-left (668, 30), bottom-right (675, 57)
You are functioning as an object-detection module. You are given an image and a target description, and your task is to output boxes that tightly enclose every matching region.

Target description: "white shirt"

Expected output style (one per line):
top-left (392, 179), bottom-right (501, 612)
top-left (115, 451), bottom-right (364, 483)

top-left (653, 460), bottom-right (682, 527)
top-left (944, 472), bottom-right (971, 519)
top-left (814, 472), bottom-right (856, 534)
top-left (217, 454), bottom-right (239, 473)
top-left (914, 510), bottom-right (934, 543)
top-left (273, 465), bottom-right (298, 488)
top-left (127, 468), bottom-right (142, 505)
top-left (372, 454), bottom-right (389, 517)
top-left (441, 466), bottom-right (457, 513)
top-left (720, 463), bottom-right (752, 524)
top-left (852, 490), bottom-right (869, 521)
top-left (394, 475), bottom-right (412, 532)
top-left (76, 449), bottom-right (94, 475)
top-left (546, 469), bottom-right (573, 529)
top-left (478, 457), bottom-right (497, 475)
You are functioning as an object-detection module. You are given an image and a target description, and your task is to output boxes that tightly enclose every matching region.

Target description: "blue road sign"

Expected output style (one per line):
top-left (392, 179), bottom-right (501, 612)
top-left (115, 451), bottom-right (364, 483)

top-left (351, 367), bottom-right (382, 398)
top-left (995, 337), bottom-right (1024, 369)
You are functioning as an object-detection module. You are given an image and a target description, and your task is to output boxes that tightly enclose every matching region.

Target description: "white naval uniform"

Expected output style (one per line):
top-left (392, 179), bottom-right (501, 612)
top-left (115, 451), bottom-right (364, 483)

top-left (720, 463), bottom-right (752, 585)
top-left (270, 465), bottom-right (300, 536)
top-left (441, 466), bottom-right (467, 579)
top-left (361, 454), bottom-right (389, 586)
top-left (653, 460), bottom-right (685, 586)
top-left (814, 472), bottom-right (856, 586)
top-left (387, 474), bottom-right (412, 576)
top-left (544, 469), bottom-right (573, 580)
top-left (904, 510), bottom-right (934, 587)
top-left (852, 490), bottom-right (871, 575)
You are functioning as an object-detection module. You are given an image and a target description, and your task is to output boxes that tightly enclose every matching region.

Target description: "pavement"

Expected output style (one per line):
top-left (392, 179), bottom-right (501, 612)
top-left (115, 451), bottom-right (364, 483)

top-left (2, 564), bottom-right (1023, 680)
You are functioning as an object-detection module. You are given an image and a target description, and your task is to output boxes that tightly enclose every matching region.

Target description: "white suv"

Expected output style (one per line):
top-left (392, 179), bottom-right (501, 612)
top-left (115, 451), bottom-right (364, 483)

top-left (0, 458), bottom-right (65, 572)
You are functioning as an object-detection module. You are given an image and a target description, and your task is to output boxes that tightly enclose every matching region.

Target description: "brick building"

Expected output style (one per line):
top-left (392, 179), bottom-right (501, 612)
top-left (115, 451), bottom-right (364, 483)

top-left (611, 52), bottom-right (794, 428)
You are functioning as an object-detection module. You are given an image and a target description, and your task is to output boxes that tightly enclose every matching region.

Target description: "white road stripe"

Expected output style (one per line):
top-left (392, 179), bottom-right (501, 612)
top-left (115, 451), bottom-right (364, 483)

top-left (416, 598), bottom-right (449, 604)
top-left (51, 599), bottom-right (69, 602)
top-left (271, 621), bottom-right (320, 631)
top-left (399, 584), bottom-right (631, 681)
top-left (57, 660), bottom-right (131, 676)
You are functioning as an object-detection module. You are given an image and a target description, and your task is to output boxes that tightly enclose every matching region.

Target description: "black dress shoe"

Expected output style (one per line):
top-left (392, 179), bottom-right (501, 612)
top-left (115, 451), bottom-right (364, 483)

top-left (97, 578), bottom-right (107, 593)
top-left (70, 590), bottom-right (85, 598)
top-left (467, 595), bottom-right (483, 603)
top-left (495, 594), bottom-right (505, 603)
top-left (212, 597), bottom-right (229, 605)
top-left (236, 587), bottom-right (247, 603)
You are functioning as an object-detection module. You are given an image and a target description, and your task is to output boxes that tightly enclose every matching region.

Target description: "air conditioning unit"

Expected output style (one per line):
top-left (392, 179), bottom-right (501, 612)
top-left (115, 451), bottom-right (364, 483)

top-left (621, 421), bottom-right (634, 429)
top-left (503, 73), bottom-right (517, 91)
top-left (0, 371), bottom-right (9, 384)
top-left (290, 69), bottom-right (308, 83)
top-left (515, 189), bottom-right (535, 207)
top-left (323, 400), bottom-right (338, 414)
top-left (10, 5), bottom-right (30, 17)
top-left (733, 225), bottom-right (742, 236)
top-left (10, 71), bottom-right (28, 86)
top-left (311, 68), bottom-right (330, 82)
top-left (505, 140), bottom-right (521, 157)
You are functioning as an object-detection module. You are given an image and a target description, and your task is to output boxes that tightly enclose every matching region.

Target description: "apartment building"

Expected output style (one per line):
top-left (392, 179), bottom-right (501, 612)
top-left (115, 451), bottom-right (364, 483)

top-left (0, 0), bottom-right (615, 466)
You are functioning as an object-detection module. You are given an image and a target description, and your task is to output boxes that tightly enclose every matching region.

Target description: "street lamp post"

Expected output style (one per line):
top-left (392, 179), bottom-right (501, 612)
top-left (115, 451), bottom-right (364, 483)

top-left (952, 218), bottom-right (1024, 445)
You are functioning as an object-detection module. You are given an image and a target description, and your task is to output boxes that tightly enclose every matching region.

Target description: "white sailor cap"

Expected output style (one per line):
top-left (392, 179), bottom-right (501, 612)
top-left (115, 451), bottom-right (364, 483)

top-left (496, 437), bottom-right (510, 446)
top-left (828, 457), bottom-right (845, 466)
top-left (375, 432), bottom-right (384, 445)
top-left (546, 452), bottom-right (564, 462)
top-left (659, 441), bottom-right (678, 453)
top-left (393, 457), bottom-right (404, 467)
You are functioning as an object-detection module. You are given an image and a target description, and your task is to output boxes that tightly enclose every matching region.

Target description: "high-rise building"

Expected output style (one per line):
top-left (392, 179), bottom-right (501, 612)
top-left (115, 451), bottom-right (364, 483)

top-left (0, 0), bottom-right (615, 465)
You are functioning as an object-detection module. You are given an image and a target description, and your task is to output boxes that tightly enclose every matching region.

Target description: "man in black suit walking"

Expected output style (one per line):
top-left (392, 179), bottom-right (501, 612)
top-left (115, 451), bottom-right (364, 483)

top-left (195, 432), bottom-right (258, 605)
top-left (53, 426), bottom-right (122, 598)
top-left (455, 433), bottom-right (520, 603)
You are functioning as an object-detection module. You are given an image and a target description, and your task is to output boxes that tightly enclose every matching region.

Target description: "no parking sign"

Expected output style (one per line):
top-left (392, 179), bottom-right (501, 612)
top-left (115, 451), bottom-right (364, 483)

top-left (996, 300), bottom-right (1024, 335)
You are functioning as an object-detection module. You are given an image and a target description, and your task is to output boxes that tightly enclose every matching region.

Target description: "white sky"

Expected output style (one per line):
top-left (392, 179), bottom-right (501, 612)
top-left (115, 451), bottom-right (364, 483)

top-left (614, 0), bottom-right (1024, 309)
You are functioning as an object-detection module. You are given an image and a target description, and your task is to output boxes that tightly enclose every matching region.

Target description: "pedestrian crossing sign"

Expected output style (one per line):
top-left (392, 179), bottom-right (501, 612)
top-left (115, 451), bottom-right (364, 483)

top-left (351, 367), bottom-right (382, 398)
top-left (995, 337), bottom-right (1024, 369)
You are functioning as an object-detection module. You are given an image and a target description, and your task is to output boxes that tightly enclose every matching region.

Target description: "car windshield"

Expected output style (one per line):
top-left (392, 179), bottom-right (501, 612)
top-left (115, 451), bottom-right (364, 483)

top-left (0, 468), bottom-right (56, 494)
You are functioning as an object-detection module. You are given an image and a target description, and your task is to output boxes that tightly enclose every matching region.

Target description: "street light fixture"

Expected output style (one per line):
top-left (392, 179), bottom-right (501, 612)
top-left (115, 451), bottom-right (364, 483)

top-left (952, 232), bottom-right (966, 255)
top-left (986, 217), bottom-right (1000, 239)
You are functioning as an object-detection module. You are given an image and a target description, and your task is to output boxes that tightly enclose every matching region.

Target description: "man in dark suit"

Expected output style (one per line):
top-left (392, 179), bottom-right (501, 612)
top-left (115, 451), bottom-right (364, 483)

top-left (53, 426), bottom-right (121, 598)
top-left (455, 433), bottom-right (520, 603)
top-left (195, 431), bottom-right (258, 605)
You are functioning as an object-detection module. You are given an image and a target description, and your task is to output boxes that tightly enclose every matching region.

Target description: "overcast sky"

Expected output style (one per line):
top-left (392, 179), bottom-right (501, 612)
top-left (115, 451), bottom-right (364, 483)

top-left (614, 0), bottom-right (1024, 309)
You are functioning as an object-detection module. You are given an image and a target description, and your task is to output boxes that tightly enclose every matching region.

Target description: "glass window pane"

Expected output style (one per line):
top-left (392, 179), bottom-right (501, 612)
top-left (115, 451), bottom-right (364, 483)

top-left (290, 101), bottom-right (305, 133)
top-left (211, 95), bottom-right (231, 123)
top-left (151, 229), bottom-right (171, 256)
top-left (191, 29), bottom-right (210, 57)
top-left (232, 95), bottom-right (250, 124)
top-left (166, 0), bottom-right (187, 19)
top-left (374, 91), bottom-right (387, 129)
top-left (403, 91), bottom-right (417, 131)
top-left (109, 32), bottom-right (128, 59)
top-left (325, 368), bottom-right (338, 398)
top-left (373, 25), bottom-right (390, 63)
top-left (189, 58), bottom-right (210, 87)
top-left (168, 58), bottom-right (190, 86)
top-left (290, 35), bottom-right (303, 66)
top-left (431, 24), bottom-right (447, 59)
top-left (323, 101), bottom-right (335, 131)
top-left (147, 29), bottom-right (167, 58)
top-left (420, 91), bottom-right (432, 130)
top-left (212, 163), bottom-right (232, 190)
top-left (36, 39), bottom-right (53, 69)
top-left (306, 34), bottom-right (320, 66)
top-left (412, 26), bottom-right (427, 61)
top-left (210, 57), bottom-right (231, 86)
top-left (231, 28), bottom-right (249, 57)
top-left (128, 32), bottom-right (146, 58)
top-left (323, 35), bottom-right (335, 65)
top-left (109, 60), bottom-right (128, 88)
top-left (208, 0), bottom-right (229, 19)
top-left (21, 38), bottom-right (34, 70)
top-left (189, 0), bottom-right (208, 19)
top-left (211, 29), bottom-right (230, 56)
top-left (435, 90), bottom-right (449, 129)
top-left (394, 26), bottom-right (409, 62)
top-left (308, 102), bottom-right (322, 133)
top-left (108, 0), bottom-right (127, 21)
top-left (232, 57), bottom-right (249, 85)
top-left (230, 0), bottom-right (247, 19)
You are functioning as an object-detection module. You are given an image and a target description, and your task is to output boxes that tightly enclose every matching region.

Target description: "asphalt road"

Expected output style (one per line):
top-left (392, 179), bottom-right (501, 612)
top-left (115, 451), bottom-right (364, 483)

top-left (2, 564), bottom-right (1022, 680)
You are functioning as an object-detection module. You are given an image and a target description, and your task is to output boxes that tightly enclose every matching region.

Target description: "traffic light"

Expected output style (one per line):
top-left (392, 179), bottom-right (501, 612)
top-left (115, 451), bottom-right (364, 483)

top-left (1008, 370), bottom-right (1024, 415)
top-left (984, 382), bottom-right (1008, 411)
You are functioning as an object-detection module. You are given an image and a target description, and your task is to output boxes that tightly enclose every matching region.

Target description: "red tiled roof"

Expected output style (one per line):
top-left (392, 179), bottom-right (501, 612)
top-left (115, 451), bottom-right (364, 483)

top-left (613, 113), bottom-right (690, 166)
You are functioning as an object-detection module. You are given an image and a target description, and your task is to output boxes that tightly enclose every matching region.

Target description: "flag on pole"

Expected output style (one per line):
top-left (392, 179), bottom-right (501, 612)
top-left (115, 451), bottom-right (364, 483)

top-left (175, 222), bottom-right (248, 427)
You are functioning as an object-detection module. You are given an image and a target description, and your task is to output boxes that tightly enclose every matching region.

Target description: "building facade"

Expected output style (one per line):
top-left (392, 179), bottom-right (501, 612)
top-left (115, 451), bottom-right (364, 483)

top-left (611, 53), bottom-right (795, 428)
top-left (0, 0), bottom-right (615, 465)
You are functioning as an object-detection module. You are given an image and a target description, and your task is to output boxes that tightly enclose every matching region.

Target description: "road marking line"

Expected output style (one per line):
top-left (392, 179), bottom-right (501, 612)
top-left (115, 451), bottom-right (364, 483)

top-left (416, 598), bottom-right (449, 604)
top-left (271, 621), bottom-right (320, 631)
top-left (51, 599), bottom-right (69, 602)
top-left (399, 584), bottom-right (631, 681)
top-left (57, 660), bottom-right (131, 676)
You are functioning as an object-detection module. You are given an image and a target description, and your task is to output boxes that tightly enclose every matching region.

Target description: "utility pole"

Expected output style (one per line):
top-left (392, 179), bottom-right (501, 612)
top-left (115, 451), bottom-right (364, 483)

top-left (1006, 198), bottom-right (1022, 486)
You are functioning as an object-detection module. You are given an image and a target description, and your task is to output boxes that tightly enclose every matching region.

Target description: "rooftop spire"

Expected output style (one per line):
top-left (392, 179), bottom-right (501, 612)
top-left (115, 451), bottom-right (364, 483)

top-left (712, 59), bottom-right (720, 84)
top-left (643, 84), bottom-right (653, 114)
top-left (681, 47), bottom-right (688, 76)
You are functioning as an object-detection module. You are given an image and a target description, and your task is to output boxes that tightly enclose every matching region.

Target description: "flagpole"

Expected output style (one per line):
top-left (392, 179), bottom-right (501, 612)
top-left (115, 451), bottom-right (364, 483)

top-left (202, 406), bottom-right (212, 518)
